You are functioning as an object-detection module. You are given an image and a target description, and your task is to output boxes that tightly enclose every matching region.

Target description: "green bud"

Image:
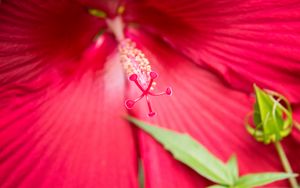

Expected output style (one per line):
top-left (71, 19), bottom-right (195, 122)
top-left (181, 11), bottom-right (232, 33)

top-left (245, 85), bottom-right (293, 144)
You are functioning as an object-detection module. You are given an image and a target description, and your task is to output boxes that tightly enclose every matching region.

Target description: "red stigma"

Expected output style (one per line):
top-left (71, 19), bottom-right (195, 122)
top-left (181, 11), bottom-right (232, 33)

top-left (125, 71), bottom-right (172, 117)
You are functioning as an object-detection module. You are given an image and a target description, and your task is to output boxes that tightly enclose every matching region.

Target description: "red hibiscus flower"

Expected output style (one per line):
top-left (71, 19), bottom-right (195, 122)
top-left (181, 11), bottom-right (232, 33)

top-left (0, 0), bottom-right (300, 187)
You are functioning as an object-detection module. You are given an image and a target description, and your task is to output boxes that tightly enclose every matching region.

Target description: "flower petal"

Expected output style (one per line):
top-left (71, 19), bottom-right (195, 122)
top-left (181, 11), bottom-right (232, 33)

top-left (0, 42), bottom-right (138, 187)
top-left (0, 0), bottom-right (104, 85)
top-left (127, 29), bottom-right (300, 187)
top-left (125, 0), bottom-right (300, 103)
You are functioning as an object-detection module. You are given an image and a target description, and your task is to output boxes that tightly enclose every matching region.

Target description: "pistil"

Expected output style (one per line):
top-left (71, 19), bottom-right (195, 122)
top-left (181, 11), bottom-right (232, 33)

top-left (107, 16), bottom-right (172, 117)
top-left (119, 39), bottom-right (172, 117)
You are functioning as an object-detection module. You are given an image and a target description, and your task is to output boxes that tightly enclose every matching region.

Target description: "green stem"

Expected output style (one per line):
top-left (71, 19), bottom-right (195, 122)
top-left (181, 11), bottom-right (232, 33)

top-left (274, 141), bottom-right (298, 188)
top-left (294, 121), bottom-right (300, 132)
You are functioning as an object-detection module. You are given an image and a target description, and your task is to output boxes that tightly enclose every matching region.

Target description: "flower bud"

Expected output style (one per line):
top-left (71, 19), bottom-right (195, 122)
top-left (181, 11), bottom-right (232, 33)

top-left (245, 85), bottom-right (293, 144)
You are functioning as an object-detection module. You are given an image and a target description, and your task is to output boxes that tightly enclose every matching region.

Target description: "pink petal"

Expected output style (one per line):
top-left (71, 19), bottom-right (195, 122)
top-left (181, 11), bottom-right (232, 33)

top-left (0, 0), bottom-right (104, 85)
top-left (127, 29), bottom-right (300, 187)
top-left (125, 0), bottom-right (300, 103)
top-left (0, 37), bottom-right (138, 187)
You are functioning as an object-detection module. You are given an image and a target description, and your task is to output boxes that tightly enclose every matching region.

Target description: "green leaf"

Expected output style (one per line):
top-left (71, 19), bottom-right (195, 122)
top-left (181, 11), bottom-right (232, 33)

top-left (235, 173), bottom-right (296, 188)
top-left (227, 155), bottom-right (239, 181)
top-left (207, 185), bottom-right (228, 188)
top-left (127, 117), bottom-right (234, 185)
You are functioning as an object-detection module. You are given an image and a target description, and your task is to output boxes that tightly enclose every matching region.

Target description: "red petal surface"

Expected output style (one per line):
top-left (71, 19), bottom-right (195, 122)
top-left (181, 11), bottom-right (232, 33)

top-left (127, 29), bottom-right (300, 187)
top-left (0, 0), bottom-right (104, 85)
top-left (125, 0), bottom-right (300, 103)
top-left (0, 30), bottom-right (138, 188)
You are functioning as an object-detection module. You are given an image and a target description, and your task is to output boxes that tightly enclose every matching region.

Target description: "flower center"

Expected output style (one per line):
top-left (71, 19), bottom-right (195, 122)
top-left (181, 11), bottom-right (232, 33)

top-left (105, 15), bottom-right (172, 117)
top-left (119, 39), bottom-right (172, 117)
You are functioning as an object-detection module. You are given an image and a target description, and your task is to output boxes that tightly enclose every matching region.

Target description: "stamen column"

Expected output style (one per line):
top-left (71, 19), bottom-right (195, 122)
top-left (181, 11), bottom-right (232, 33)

top-left (107, 16), bottom-right (172, 117)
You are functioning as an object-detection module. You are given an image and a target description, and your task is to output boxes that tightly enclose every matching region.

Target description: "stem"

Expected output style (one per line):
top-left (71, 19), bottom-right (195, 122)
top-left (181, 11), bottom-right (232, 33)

top-left (274, 141), bottom-right (298, 188)
top-left (294, 121), bottom-right (300, 132)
